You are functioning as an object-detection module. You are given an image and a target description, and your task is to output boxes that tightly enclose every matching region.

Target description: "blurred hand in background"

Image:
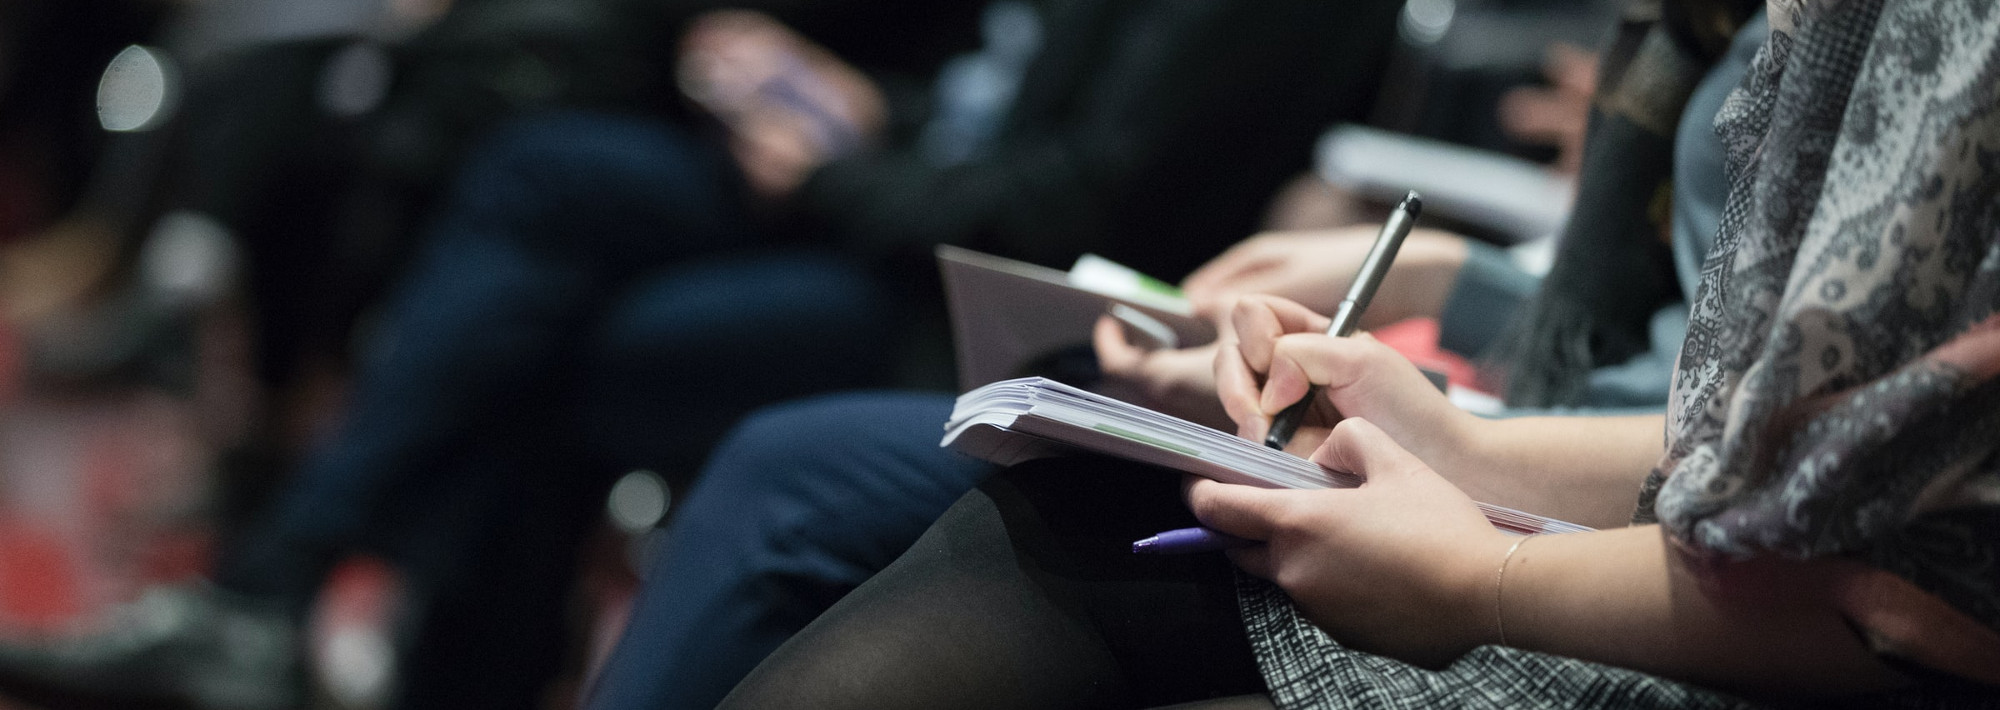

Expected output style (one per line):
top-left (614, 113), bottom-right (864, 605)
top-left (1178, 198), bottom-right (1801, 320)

top-left (678, 10), bottom-right (886, 199)
top-left (1496, 42), bottom-right (1598, 176)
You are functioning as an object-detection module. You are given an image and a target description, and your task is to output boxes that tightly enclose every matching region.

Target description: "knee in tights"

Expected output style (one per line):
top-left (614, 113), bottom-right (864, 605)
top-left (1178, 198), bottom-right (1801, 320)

top-left (719, 457), bottom-right (1266, 709)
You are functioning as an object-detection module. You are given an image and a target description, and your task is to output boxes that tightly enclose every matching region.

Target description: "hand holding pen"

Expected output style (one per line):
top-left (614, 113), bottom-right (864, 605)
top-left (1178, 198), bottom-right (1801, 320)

top-left (1212, 191), bottom-right (1423, 453)
top-left (1136, 192), bottom-right (1422, 554)
top-left (1263, 191), bottom-right (1421, 449)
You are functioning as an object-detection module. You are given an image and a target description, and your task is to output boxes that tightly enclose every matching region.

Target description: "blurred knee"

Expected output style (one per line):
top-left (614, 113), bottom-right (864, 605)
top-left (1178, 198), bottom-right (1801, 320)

top-left (704, 394), bottom-right (892, 490)
top-left (446, 111), bottom-right (732, 253)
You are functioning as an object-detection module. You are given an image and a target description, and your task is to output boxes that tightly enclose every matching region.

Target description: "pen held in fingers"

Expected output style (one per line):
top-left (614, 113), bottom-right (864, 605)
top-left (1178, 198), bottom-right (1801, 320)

top-left (1263, 190), bottom-right (1421, 450)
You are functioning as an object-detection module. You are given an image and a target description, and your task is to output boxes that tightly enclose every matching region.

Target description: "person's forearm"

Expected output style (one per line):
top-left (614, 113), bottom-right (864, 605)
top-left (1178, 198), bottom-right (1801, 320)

top-left (797, 147), bottom-right (1102, 264)
top-left (1440, 414), bottom-right (1662, 529)
top-left (1363, 231), bottom-right (1468, 329)
top-left (1496, 525), bottom-right (1900, 697)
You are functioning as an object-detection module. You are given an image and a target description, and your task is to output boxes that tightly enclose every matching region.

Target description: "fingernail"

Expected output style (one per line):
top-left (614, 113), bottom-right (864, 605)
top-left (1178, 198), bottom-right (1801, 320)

top-left (1258, 387), bottom-right (1281, 415)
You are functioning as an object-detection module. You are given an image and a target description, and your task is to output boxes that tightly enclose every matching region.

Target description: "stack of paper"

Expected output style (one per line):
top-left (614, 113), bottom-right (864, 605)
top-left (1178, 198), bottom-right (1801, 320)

top-left (942, 377), bottom-right (1592, 536)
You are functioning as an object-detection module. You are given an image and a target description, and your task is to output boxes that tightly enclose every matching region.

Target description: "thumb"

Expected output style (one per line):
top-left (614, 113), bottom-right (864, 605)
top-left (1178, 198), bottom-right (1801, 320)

top-left (1310, 417), bottom-right (1422, 483)
top-left (1092, 315), bottom-right (1142, 371)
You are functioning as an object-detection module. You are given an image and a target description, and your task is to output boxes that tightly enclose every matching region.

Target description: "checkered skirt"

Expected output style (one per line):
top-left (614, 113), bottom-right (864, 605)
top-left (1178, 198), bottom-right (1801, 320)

top-left (1238, 575), bottom-right (2000, 709)
top-left (1236, 575), bottom-right (1760, 710)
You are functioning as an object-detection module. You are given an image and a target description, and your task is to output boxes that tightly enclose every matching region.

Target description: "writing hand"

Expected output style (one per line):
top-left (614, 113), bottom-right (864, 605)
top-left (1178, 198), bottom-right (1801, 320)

top-left (1215, 294), bottom-right (1471, 463)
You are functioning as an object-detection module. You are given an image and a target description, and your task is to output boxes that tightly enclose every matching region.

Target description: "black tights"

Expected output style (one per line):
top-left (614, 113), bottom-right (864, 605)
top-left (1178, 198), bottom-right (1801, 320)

top-left (717, 456), bottom-right (1271, 710)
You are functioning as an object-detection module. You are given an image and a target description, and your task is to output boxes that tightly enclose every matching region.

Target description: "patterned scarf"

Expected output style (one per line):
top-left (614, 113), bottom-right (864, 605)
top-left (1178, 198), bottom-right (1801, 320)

top-left (1492, 0), bottom-right (1759, 407)
top-left (1641, 0), bottom-right (2000, 683)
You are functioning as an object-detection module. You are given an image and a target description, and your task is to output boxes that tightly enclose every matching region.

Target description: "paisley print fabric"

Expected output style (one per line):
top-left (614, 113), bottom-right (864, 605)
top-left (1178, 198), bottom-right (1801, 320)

top-left (1644, 0), bottom-right (2000, 642)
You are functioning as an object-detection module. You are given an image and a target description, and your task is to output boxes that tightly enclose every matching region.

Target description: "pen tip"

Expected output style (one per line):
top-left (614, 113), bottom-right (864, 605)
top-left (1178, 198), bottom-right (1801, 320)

top-left (1131, 537), bottom-right (1158, 554)
top-left (1402, 191), bottom-right (1423, 218)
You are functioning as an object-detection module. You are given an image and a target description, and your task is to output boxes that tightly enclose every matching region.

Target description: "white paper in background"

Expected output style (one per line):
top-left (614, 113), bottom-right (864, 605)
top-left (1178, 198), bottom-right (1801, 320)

top-left (1316, 124), bottom-right (1574, 245)
top-left (937, 246), bottom-right (1213, 391)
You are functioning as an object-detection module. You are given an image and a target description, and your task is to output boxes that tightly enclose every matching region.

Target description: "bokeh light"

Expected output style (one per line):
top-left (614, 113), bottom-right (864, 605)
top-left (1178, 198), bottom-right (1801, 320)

top-left (1400, 0), bottom-right (1456, 47)
top-left (318, 42), bottom-right (393, 118)
top-left (607, 469), bottom-right (670, 534)
top-left (96, 45), bottom-right (178, 132)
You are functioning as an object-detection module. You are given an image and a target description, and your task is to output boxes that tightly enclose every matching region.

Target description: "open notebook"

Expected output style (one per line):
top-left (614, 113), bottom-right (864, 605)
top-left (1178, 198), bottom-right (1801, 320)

top-left (942, 377), bottom-right (1592, 536)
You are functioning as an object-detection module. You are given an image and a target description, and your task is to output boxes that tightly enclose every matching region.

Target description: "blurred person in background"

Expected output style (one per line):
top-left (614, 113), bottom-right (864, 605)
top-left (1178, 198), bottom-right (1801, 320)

top-left (0, 0), bottom-right (962, 707)
top-left (0, 0), bottom-right (1400, 708)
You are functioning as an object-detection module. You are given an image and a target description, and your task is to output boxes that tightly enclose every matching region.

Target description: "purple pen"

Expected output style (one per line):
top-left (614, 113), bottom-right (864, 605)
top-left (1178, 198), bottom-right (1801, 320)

top-left (1130, 527), bottom-right (1254, 554)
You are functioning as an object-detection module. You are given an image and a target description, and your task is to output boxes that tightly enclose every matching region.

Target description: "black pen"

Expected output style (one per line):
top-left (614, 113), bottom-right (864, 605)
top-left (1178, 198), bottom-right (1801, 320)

top-left (1263, 190), bottom-right (1422, 450)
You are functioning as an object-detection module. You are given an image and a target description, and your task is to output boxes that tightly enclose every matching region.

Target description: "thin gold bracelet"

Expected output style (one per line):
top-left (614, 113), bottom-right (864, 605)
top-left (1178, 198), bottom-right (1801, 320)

top-left (1495, 535), bottom-right (1534, 647)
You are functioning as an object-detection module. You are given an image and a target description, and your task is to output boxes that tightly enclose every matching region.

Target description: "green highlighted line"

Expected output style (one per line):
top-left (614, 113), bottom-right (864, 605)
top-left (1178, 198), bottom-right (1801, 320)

top-left (1092, 424), bottom-right (1200, 456)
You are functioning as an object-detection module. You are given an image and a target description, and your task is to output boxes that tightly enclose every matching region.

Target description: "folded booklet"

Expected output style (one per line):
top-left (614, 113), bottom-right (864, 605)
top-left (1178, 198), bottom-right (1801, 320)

top-left (941, 377), bottom-right (1592, 536)
top-left (937, 246), bottom-right (1215, 391)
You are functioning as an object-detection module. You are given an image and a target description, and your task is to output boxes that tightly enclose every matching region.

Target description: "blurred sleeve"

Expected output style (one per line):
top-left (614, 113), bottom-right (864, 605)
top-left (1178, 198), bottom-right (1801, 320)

top-left (793, 0), bottom-right (1400, 279)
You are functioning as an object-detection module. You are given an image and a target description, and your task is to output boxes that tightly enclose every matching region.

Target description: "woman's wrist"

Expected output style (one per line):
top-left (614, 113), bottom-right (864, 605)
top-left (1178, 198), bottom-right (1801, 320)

top-left (1449, 415), bottom-right (1663, 528)
top-left (1490, 534), bottom-right (1536, 647)
top-left (1416, 406), bottom-right (1501, 500)
top-left (1435, 527), bottom-right (1520, 659)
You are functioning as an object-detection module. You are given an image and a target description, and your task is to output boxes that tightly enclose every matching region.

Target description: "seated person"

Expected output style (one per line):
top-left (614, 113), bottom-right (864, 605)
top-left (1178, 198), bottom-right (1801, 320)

top-left (587, 4), bottom-right (1769, 707)
top-left (0, 1), bottom-right (1405, 709)
top-left (707, 0), bottom-right (2000, 706)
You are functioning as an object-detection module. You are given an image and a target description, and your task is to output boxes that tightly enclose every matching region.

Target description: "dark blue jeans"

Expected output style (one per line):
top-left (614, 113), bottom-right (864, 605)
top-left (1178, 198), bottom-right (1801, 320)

top-left (257, 110), bottom-right (757, 552)
top-left (386, 255), bottom-right (898, 710)
top-left (588, 392), bottom-right (994, 710)
top-left (215, 111), bottom-right (895, 709)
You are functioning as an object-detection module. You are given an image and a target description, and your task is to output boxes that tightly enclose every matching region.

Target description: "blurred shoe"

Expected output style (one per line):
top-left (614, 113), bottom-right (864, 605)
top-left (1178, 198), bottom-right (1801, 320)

top-left (14, 209), bottom-right (240, 394)
top-left (0, 584), bottom-right (305, 710)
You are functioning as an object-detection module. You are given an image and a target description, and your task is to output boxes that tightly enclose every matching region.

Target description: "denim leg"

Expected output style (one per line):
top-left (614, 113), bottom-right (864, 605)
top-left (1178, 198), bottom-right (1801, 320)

top-left (586, 392), bottom-right (993, 710)
top-left (384, 432), bottom-right (605, 710)
top-left (217, 112), bottom-right (750, 594)
top-left (430, 110), bottom-right (748, 265)
top-left (367, 254), bottom-right (897, 709)
top-left (572, 251), bottom-right (896, 482)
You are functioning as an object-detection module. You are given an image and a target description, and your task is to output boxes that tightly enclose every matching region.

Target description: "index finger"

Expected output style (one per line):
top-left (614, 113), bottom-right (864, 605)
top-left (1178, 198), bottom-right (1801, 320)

top-left (1230, 295), bottom-right (1332, 378)
top-left (1183, 475), bottom-right (1288, 542)
top-left (1215, 333), bottom-right (1270, 441)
